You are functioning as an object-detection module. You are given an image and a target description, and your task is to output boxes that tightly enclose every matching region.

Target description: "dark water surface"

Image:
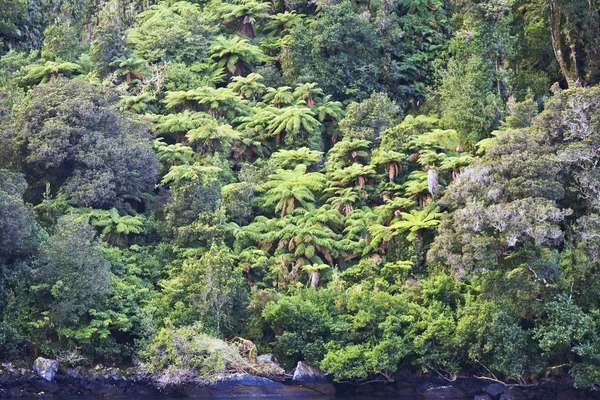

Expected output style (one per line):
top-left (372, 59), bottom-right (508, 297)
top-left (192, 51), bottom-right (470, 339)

top-left (19, 396), bottom-right (468, 400)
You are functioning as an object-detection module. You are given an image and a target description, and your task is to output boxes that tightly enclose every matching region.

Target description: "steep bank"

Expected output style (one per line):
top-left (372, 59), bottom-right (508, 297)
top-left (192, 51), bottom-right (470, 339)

top-left (0, 361), bottom-right (597, 399)
top-left (0, 360), bottom-right (335, 398)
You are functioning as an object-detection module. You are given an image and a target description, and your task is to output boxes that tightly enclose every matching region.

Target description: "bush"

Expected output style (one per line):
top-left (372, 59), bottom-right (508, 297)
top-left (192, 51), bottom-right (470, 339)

top-left (140, 323), bottom-right (249, 386)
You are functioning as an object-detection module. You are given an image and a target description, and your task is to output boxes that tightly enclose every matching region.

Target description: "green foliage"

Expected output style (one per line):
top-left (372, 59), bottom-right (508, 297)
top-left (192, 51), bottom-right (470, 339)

top-left (3, 0), bottom-right (600, 389)
top-left (22, 60), bottom-right (82, 85)
top-left (339, 93), bottom-right (399, 145)
top-left (34, 214), bottom-right (111, 326)
top-left (438, 56), bottom-right (503, 147)
top-left (14, 78), bottom-right (159, 208)
top-left (0, 170), bottom-right (42, 262)
top-left (209, 35), bottom-right (267, 77)
top-left (157, 245), bottom-right (247, 334)
top-left (262, 289), bottom-right (334, 367)
top-left (0, 0), bottom-right (45, 53)
top-left (141, 322), bottom-right (248, 386)
top-left (127, 2), bottom-right (215, 63)
top-left (258, 164), bottom-right (326, 216)
top-left (288, 1), bottom-right (381, 100)
top-left (41, 23), bottom-right (86, 62)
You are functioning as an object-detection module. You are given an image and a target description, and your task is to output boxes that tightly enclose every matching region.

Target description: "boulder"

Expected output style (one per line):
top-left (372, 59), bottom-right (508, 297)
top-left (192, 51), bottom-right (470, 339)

top-left (31, 378), bottom-right (59, 394)
top-left (32, 357), bottom-right (59, 382)
top-left (484, 383), bottom-right (506, 398)
top-left (257, 354), bottom-right (278, 364)
top-left (182, 373), bottom-right (327, 397)
top-left (475, 395), bottom-right (492, 400)
top-left (500, 388), bottom-right (527, 400)
top-left (125, 384), bottom-right (159, 396)
top-left (423, 386), bottom-right (467, 399)
top-left (556, 390), bottom-right (591, 400)
top-left (255, 354), bottom-right (285, 379)
top-left (292, 361), bottom-right (335, 395)
top-left (397, 386), bottom-right (416, 396)
top-left (292, 361), bottom-right (328, 384)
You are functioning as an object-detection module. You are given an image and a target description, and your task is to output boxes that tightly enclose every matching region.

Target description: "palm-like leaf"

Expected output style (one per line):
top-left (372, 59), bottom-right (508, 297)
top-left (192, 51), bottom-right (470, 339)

top-left (262, 11), bottom-right (305, 35)
top-left (160, 163), bottom-right (222, 186)
top-left (110, 55), bottom-right (147, 84)
top-left (76, 207), bottom-right (146, 245)
top-left (301, 263), bottom-right (330, 288)
top-left (270, 147), bottom-right (323, 169)
top-left (324, 186), bottom-right (362, 216)
top-left (374, 196), bottom-right (415, 225)
top-left (263, 86), bottom-right (294, 108)
top-left (227, 73), bottom-right (266, 100)
top-left (439, 154), bottom-right (474, 180)
top-left (326, 139), bottom-right (371, 170)
top-left (258, 164), bottom-right (326, 217)
top-left (293, 82), bottom-right (323, 107)
top-left (406, 128), bottom-right (460, 153)
top-left (209, 36), bottom-right (267, 76)
top-left (312, 95), bottom-right (344, 122)
top-left (221, 0), bottom-right (272, 38)
top-left (267, 105), bottom-right (321, 146)
top-left (24, 60), bottom-right (82, 85)
top-left (371, 149), bottom-right (405, 181)
top-left (152, 111), bottom-right (214, 138)
top-left (187, 120), bottom-right (242, 153)
top-left (120, 92), bottom-right (156, 114)
top-left (367, 206), bottom-right (442, 252)
top-left (164, 87), bottom-right (250, 120)
top-left (154, 138), bottom-right (195, 167)
top-left (403, 170), bottom-right (429, 206)
top-left (329, 163), bottom-right (377, 189)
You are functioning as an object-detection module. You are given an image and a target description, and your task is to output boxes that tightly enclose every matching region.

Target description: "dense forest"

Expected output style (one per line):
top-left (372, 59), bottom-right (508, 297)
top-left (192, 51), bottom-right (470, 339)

top-left (2, 0), bottom-right (600, 389)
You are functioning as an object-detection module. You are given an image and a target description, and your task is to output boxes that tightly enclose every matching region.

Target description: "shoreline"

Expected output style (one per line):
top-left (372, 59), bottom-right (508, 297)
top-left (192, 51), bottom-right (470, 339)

top-left (0, 363), bottom-right (596, 399)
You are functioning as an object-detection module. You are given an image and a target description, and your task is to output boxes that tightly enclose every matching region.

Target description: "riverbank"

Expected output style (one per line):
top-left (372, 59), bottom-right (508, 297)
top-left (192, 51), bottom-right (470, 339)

top-left (0, 361), bottom-right (596, 399)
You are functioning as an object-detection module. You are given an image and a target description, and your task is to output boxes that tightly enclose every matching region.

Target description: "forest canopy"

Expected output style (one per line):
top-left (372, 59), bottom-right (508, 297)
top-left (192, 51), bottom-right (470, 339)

top-left (2, 0), bottom-right (600, 390)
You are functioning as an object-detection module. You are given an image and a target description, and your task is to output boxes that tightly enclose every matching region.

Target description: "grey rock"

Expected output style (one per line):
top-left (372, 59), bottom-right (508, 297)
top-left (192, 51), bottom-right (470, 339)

top-left (257, 354), bottom-right (278, 364)
top-left (484, 383), bottom-right (506, 397)
top-left (31, 378), bottom-right (59, 394)
top-left (475, 395), bottom-right (492, 400)
top-left (397, 386), bottom-right (416, 396)
top-left (182, 373), bottom-right (328, 397)
top-left (423, 386), bottom-right (467, 399)
top-left (500, 388), bottom-right (527, 400)
top-left (292, 361), bottom-right (328, 384)
top-left (255, 354), bottom-right (285, 380)
top-left (32, 357), bottom-right (59, 382)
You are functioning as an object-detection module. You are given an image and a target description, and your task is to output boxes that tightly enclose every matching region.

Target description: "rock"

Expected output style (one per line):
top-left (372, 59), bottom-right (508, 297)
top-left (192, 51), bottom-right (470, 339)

top-left (90, 383), bottom-right (121, 396)
top-left (396, 386), bottom-right (416, 396)
top-left (423, 386), bottom-right (467, 399)
top-left (484, 383), bottom-right (506, 398)
top-left (32, 357), bottom-right (59, 382)
top-left (291, 361), bottom-right (335, 395)
top-left (556, 390), bottom-right (589, 400)
top-left (292, 361), bottom-right (328, 384)
top-left (257, 354), bottom-right (278, 364)
top-left (182, 373), bottom-right (327, 397)
top-left (8, 387), bottom-right (23, 397)
top-left (31, 379), bottom-right (59, 394)
top-left (255, 354), bottom-right (285, 379)
top-left (475, 395), bottom-right (492, 400)
top-left (65, 366), bottom-right (88, 379)
top-left (500, 388), bottom-right (527, 400)
top-left (125, 384), bottom-right (158, 396)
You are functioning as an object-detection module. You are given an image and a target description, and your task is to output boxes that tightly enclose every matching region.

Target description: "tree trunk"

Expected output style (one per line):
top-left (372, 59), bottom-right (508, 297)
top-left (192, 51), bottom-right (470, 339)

top-left (548, 0), bottom-right (579, 87)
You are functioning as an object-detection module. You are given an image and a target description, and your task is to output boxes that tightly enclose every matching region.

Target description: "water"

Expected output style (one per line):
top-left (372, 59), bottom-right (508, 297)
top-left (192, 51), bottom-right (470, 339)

top-left (19, 396), bottom-right (468, 400)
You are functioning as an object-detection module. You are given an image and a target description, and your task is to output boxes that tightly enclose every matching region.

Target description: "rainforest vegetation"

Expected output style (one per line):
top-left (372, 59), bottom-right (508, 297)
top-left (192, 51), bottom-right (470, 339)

top-left (3, 0), bottom-right (600, 389)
